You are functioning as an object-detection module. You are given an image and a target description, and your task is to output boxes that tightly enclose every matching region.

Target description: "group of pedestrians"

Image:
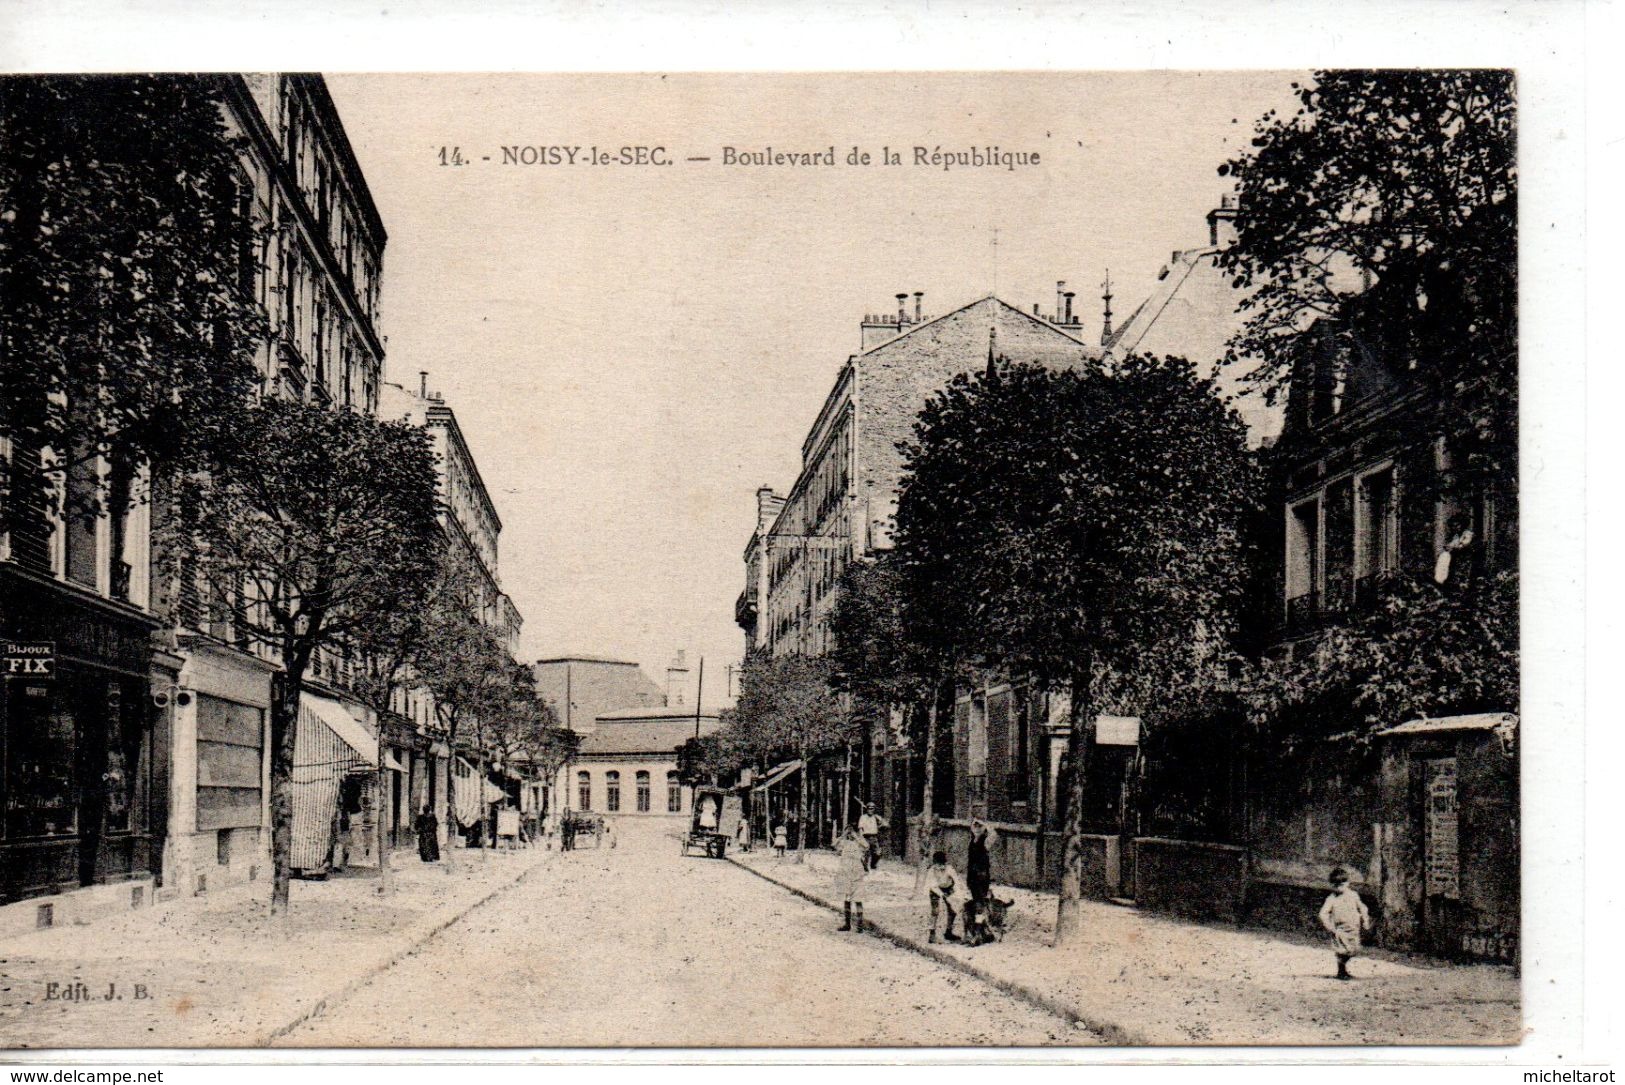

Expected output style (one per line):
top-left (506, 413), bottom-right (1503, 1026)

top-left (827, 808), bottom-right (1000, 946)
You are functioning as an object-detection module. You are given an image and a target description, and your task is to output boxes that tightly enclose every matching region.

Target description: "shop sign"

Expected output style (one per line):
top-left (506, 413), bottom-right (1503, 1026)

top-left (1095, 715), bottom-right (1141, 746)
top-left (4, 640), bottom-right (56, 680)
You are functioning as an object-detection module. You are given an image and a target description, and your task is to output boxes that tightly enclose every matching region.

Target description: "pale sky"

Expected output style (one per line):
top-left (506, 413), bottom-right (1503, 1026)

top-left (324, 72), bottom-right (1303, 700)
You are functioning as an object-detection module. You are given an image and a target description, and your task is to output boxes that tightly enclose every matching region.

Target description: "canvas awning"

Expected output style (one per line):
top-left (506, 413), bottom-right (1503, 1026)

top-left (753, 759), bottom-right (804, 791)
top-left (1377, 712), bottom-right (1518, 738)
top-left (300, 693), bottom-right (377, 767)
top-left (384, 750), bottom-right (406, 772)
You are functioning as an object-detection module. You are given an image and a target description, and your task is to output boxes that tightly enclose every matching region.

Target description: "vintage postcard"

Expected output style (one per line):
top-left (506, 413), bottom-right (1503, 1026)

top-left (0, 64), bottom-right (1537, 1054)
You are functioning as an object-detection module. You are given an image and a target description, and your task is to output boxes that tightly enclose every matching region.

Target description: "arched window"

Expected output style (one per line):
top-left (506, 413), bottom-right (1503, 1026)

top-left (636, 771), bottom-right (651, 813)
top-left (576, 770), bottom-right (591, 811)
top-left (605, 771), bottom-right (621, 812)
top-left (667, 771), bottom-right (682, 813)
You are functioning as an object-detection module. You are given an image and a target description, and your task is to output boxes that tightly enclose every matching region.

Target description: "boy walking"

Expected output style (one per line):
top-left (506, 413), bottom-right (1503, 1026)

top-left (1318, 866), bottom-right (1373, 980)
top-left (924, 850), bottom-right (962, 944)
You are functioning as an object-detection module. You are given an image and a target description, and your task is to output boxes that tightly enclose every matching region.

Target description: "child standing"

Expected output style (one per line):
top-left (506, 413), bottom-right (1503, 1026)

top-left (924, 850), bottom-right (961, 944)
top-left (772, 822), bottom-right (788, 859)
top-left (1319, 866), bottom-right (1373, 980)
top-left (834, 826), bottom-right (869, 933)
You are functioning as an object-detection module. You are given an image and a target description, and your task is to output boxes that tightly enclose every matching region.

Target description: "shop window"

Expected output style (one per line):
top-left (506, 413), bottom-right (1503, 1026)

top-left (636, 771), bottom-right (651, 813)
top-left (2, 693), bottom-right (78, 839)
top-left (667, 772), bottom-right (682, 813)
top-left (605, 771), bottom-right (621, 813)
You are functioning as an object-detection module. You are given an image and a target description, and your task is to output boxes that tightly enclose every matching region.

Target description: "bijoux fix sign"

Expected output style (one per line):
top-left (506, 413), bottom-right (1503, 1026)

top-left (3, 640), bottom-right (57, 679)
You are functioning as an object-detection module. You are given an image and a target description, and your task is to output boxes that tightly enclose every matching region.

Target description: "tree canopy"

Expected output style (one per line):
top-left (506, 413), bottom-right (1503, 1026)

top-left (0, 75), bottom-right (264, 533)
top-left (180, 396), bottom-right (441, 908)
top-left (894, 355), bottom-right (1260, 695)
top-left (1217, 69), bottom-right (1516, 487)
top-left (891, 354), bottom-right (1260, 938)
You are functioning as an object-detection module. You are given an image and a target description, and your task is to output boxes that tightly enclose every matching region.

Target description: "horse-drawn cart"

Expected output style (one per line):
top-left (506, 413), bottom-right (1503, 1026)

top-left (682, 786), bottom-right (740, 858)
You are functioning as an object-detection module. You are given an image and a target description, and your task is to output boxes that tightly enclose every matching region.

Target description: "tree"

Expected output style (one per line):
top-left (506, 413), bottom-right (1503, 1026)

top-left (729, 650), bottom-right (856, 862)
top-left (892, 355), bottom-right (1260, 942)
top-left (408, 559), bottom-right (515, 865)
top-left (829, 551), bottom-right (962, 851)
top-left (181, 397), bottom-right (441, 911)
top-left (1244, 569), bottom-right (1518, 757)
top-left (1216, 70), bottom-right (1516, 495)
top-left (486, 662), bottom-right (578, 813)
top-left (1, 75), bottom-right (265, 553)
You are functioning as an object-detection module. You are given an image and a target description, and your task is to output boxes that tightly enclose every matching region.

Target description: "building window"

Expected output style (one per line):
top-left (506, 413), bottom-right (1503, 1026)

top-left (1285, 496), bottom-right (1322, 630)
top-left (1355, 466), bottom-right (1399, 586)
top-left (667, 771), bottom-right (682, 813)
top-left (636, 771), bottom-right (651, 813)
top-left (605, 771), bottom-right (620, 812)
top-left (576, 770), bottom-right (591, 811)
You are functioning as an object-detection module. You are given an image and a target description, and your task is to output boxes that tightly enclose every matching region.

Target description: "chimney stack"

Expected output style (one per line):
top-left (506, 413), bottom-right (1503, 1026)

top-left (1064, 291), bottom-right (1076, 324)
top-left (1056, 281), bottom-right (1066, 322)
top-left (896, 293), bottom-right (909, 324)
top-left (419, 370), bottom-right (428, 398)
top-left (1207, 199), bottom-right (1240, 248)
top-left (914, 291), bottom-right (923, 323)
top-left (1100, 270), bottom-right (1114, 346)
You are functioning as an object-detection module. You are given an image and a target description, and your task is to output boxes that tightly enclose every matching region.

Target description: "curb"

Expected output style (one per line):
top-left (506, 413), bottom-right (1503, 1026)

top-left (256, 852), bottom-right (552, 1046)
top-left (726, 855), bottom-right (1140, 1045)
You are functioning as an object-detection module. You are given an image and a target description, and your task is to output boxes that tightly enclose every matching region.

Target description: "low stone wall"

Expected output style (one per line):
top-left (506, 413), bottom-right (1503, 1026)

top-left (1135, 837), bottom-right (1249, 923)
top-left (903, 817), bottom-right (1071, 892)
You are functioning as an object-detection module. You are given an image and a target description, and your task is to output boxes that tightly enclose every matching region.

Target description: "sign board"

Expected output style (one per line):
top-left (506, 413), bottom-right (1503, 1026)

top-left (1095, 715), bottom-right (1141, 746)
top-left (1424, 758), bottom-right (1460, 899)
top-left (3, 640), bottom-right (56, 680)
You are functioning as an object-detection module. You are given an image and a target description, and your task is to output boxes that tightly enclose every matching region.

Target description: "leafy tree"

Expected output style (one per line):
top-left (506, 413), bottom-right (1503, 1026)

top-left (893, 355), bottom-right (1260, 941)
top-left (829, 551), bottom-right (963, 846)
top-left (729, 650), bottom-right (856, 862)
top-left (486, 661), bottom-right (578, 804)
top-left (0, 75), bottom-right (264, 554)
top-left (1217, 69), bottom-right (1516, 494)
top-left (180, 397), bottom-right (440, 911)
top-left (1244, 569), bottom-right (1518, 757)
top-left (408, 558), bottom-right (515, 863)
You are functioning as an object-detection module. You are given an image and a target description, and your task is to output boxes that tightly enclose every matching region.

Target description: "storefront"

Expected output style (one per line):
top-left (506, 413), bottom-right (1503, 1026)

top-left (1, 565), bottom-right (165, 908)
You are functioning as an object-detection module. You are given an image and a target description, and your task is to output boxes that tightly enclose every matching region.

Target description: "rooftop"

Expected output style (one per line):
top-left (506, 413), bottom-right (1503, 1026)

top-left (576, 717), bottom-right (721, 757)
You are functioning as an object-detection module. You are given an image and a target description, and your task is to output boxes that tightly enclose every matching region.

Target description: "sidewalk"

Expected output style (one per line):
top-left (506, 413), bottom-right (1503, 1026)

top-left (731, 846), bottom-right (1521, 1046)
top-left (1, 844), bottom-right (552, 1049)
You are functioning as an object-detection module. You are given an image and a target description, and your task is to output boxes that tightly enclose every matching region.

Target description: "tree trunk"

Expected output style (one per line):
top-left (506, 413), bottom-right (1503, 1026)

top-left (914, 696), bottom-right (938, 897)
top-left (1055, 656), bottom-right (1094, 946)
top-left (268, 664), bottom-right (303, 914)
top-left (794, 742), bottom-right (809, 864)
top-left (375, 764), bottom-right (392, 894)
top-left (442, 718), bottom-right (459, 874)
top-left (477, 749), bottom-right (490, 862)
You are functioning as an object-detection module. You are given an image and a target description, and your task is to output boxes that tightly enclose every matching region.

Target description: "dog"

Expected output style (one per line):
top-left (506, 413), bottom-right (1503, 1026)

top-left (964, 896), bottom-right (1015, 945)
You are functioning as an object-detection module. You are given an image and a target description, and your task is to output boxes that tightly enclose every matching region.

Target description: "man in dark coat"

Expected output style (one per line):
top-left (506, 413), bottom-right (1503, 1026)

top-left (964, 819), bottom-right (993, 944)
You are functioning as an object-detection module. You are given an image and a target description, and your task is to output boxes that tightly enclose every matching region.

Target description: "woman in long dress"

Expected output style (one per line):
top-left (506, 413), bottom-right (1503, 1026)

top-left (834, 825), bottom-right (869, 933)
top-left (414, 804), bottom-right (441, 863)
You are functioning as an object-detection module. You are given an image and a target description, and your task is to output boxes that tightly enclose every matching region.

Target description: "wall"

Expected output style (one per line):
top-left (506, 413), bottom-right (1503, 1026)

top-left (906, 817), bottom-right (1071, 892)
top-left (1136, 838), bottom-right (1249, 923)
top-left (571, 758), bottom-right (688, 816)
top-left (534, 659), bottom-right (664, 735)
top-left (164, 646), bottom-right (274, 901)
top-left (855, 298), bottom-right (1092, 547)
top-left (1376, 727), bottom-right (1518, 962)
